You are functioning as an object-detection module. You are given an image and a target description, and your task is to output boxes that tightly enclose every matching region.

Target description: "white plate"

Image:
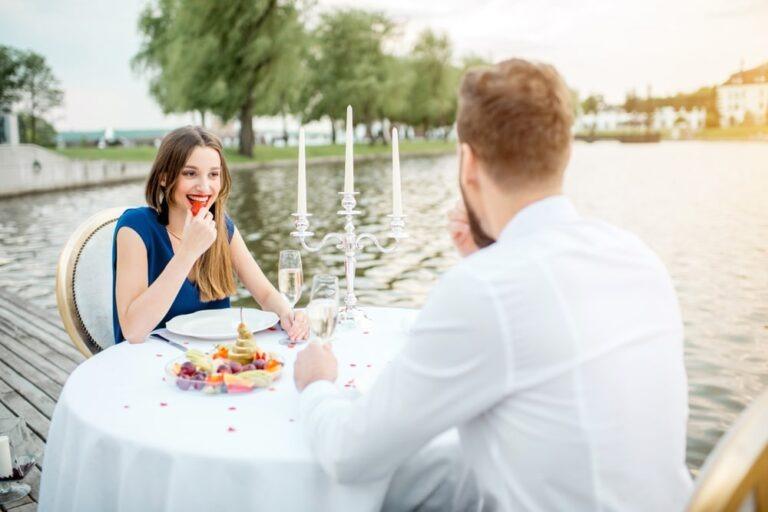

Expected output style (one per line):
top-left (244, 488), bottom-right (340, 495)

top-left (165, 308), bottom-right (279, 340)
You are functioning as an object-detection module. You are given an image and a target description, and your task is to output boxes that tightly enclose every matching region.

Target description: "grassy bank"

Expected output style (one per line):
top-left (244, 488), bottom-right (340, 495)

top-left (56, 139), bottom-right (455, 163)
top-left (694, 126), bottom-right (768, 141)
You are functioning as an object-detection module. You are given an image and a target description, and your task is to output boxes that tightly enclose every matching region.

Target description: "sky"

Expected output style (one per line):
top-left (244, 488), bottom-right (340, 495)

top-left (1, 0), bottom-right (767, 131)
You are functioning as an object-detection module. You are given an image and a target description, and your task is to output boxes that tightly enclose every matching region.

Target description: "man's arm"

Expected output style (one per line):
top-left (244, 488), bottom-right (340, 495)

top-left (298, 266), bottom-right (511, 484)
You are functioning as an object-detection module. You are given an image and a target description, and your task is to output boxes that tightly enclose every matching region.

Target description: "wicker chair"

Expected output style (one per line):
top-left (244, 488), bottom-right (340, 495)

top-left (687, 388), bottom-right (768, 512)
top-left (55, 207), bottom-right (128, 357)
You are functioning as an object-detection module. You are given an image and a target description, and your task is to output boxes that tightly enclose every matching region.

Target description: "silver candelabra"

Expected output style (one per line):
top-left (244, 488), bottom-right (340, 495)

top-left (291, 191), bottom-right (407, 325)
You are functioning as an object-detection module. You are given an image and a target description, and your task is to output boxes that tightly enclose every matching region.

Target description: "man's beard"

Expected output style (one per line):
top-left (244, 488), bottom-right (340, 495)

top-left (459, 181), bottom-right (496, 249)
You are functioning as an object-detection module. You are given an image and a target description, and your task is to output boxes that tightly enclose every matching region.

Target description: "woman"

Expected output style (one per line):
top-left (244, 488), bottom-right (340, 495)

top-left (112, 126), bottom-right (308, 344)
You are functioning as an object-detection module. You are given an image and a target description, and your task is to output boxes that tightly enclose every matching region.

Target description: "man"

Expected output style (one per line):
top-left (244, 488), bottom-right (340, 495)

top-left (294, 58), bottom-right (693, 510)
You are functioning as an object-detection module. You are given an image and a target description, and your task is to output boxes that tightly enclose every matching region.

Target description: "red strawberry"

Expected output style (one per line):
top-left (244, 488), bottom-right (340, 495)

top-left (190, 200), bottom-right (205, 216)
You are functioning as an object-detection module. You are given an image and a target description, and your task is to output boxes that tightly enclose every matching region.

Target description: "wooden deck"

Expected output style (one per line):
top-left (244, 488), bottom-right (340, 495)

top-left (0, 289), bottom-right (85, 512)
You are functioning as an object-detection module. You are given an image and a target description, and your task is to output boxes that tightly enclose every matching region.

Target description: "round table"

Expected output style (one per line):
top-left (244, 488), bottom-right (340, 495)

top-left (39, 307), bottom-right (418, 512)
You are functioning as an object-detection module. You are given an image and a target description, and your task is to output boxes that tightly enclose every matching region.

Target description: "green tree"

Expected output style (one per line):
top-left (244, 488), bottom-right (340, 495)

top-left (401, 30), bottom-right (457, 138)
top-left (16, 50), bottom-right (63, 144)
top-left (18, 113), bottom-right (56, 146)
top-left (581, 94), bottom-right (604, 114)
top-left (134, 0), bottom-right (303, 156)
top-left (0, 46), bottom-right (23, 112)
top-left (303, 9), bottom-right (394, 144)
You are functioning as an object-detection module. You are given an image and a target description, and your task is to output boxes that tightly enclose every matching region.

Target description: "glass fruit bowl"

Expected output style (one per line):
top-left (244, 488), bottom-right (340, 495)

top-left (165, 349), bottom-right (283, 395)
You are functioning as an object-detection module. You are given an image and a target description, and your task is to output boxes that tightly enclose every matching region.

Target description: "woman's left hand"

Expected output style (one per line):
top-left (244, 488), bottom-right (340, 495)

top-left (280, 309), bottom-right (309, 341)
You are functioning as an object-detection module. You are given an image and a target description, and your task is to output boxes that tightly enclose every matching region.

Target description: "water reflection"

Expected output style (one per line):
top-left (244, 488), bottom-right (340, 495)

top-left (0, 141), bottom-right (767, 471)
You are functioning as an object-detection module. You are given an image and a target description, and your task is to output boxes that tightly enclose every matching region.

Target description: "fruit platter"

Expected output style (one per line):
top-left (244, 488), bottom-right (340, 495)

top-left (166, 321), bottom-right (283, 394)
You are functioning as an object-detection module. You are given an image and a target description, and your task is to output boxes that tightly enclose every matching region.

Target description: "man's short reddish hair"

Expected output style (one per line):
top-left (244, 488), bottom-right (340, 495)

top-left (457, 58), bottom-right (573, 185)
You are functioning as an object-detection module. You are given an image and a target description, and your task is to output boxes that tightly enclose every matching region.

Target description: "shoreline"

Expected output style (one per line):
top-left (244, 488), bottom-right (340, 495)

top-left (0, 146), bottom-right (455, 199)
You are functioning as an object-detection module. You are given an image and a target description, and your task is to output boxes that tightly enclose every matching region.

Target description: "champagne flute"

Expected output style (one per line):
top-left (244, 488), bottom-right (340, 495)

top-left (0, 417), bottom-right (39, 506)
top-left (307, 274), bottom-right (339, 344)
top-left (278, 250), bottom-right (303, 344)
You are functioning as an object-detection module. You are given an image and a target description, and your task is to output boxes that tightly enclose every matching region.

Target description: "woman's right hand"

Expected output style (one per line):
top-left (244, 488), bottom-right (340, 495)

top-left (179, 206), bottom-right (217, 261)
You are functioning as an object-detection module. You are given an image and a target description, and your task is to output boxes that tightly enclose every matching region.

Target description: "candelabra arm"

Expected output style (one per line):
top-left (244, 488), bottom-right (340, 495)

top-left (297, 232), bottom-right (345, 253)
top-left (356, 233), bottom-right (401, 254)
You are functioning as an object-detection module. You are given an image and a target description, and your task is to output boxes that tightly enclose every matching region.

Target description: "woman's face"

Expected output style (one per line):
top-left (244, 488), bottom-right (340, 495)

top-left (169, 146), bottom-right (223, 213)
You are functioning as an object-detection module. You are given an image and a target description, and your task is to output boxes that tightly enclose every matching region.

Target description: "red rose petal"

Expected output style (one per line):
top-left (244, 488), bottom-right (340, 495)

top-left (156, 353), bottom-right (163, 357)
top-left (269, 387), bottom-right (276, 392)
top-left (228, 406), bottom-right (237, 411)
top-left (350, 363), bottom-right (357, 367)
top-left (227, 426), bottom-right (236, 433)
top-left (160, 402), bottom-right (168, 407)
top-left (366, 364), bottom-right (372, 368)
top-left (123, 405), bottom-right (130, 409)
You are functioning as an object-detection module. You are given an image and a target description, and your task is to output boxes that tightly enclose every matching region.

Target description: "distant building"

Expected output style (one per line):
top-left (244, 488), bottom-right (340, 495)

top-left (652, 106), bottom-right (706, 137)
top-left (0, 113), bottom-right (20, 145)
top-left (717, 63), bottom-right (768, 127)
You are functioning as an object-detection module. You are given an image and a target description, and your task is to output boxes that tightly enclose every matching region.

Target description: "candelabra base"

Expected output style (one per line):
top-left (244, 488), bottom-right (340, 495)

top-left (337, 305), bottom-right (372, 329)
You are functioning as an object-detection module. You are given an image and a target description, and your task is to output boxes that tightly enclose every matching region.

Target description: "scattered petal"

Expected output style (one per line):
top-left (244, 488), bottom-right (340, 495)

top-left (156, 353), bottom-right (163, 357)
top-left (268, 327), bottom-right (278, 331)
top-left (349, 363), bottom-right (357, 367)
top-left (289, 418), bottom-right (295, 422)
top-left (123, 405), bottom-right (130, 409)
top-left (227, 426), bottom-right (237, 433)
top-left (269, 387), bottom-right (276, 392)
top-left (366, 364), bottom-right (372, 368)
top-left (160, 402), bottom-right (168, 407)
top-left (228, 406), bottom-right (237, 411)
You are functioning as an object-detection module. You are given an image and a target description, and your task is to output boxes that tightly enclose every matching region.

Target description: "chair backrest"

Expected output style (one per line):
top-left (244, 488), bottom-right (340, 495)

top-left (56, 207), bottom-right (128, 357)
top-left (687, 388), bottom-right (768, 512)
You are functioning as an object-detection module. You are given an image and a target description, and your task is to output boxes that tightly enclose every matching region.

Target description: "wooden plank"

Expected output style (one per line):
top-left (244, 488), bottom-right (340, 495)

top-left (4, 503), bottom-right (36, 512)
top-left (0, 344), bottom-right (63, 401)
top-left (0, 292), bottom-right (83, 364)
top-left (0, 335), bottom-right (70, 390)
top-left (0, 311), bottom-right (83, 366)
top-left (0, 362), bottom-right (55, 435)
top-left (0, 317), bottom-right (80, 376)
top-left (2, 497), bottom-right (34, 512)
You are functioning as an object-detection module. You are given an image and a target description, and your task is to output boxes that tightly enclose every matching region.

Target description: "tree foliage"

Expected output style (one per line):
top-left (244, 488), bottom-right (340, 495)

top-left (0, 46), bottom-right (62, 143)
top-left (302, 9), bottom-right (394, 142)
top-left (134, 0), bottom-right (303, 156)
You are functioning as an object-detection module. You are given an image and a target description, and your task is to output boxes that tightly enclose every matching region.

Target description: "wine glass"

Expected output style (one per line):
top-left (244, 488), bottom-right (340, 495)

top-left (0, 417), bottom-right (39, 506)
top-left (307, 274), bottom-right (339, 344)
top-left (278, 250), bottom-right (303, 344)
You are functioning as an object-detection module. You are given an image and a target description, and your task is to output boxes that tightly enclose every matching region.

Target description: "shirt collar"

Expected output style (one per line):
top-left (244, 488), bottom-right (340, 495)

top-left (498, 195), bottom-right (580, 243)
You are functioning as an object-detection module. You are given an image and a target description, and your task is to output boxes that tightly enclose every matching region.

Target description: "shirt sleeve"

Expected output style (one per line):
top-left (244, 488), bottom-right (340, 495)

top-left (299, 264), bottom-right (512, 484)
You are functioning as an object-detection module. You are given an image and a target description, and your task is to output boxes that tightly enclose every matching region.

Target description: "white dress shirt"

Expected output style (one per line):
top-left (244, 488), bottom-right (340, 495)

top-left (300, 195), bottom-right (693, 511)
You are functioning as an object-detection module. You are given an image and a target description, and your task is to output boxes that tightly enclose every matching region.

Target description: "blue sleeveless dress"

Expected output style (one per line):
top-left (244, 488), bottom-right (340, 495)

top-left (111, 206), bottom-right (235, 344)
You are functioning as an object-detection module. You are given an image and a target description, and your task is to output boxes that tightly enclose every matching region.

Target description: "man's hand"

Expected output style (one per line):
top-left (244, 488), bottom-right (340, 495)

top-left (294, 342), bottom-right (338, 392)
top-left (448, 200), bottom-right (479, 257)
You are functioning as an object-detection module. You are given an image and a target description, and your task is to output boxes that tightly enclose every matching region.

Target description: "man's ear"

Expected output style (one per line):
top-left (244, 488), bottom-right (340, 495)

top-left (460, 142), bottom-right (479, 188)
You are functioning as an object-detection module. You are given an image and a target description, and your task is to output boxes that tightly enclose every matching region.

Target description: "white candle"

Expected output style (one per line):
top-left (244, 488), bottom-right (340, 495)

top-left (0, 435), bottom-right (12, 478)
top-left (344, 105), bottom-right (354, 193)
top-left (297, 127), bottom-right (306, 215)
top-left (392, 127), bottom-right (402, 216)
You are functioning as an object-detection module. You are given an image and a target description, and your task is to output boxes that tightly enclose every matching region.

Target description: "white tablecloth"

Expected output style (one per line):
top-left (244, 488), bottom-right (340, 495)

top-left (39, 307), bottom-right (420, 512)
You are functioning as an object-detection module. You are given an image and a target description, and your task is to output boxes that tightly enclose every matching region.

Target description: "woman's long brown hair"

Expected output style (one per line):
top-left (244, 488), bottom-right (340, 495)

top-left (145, 126), bottom-right (236, 302)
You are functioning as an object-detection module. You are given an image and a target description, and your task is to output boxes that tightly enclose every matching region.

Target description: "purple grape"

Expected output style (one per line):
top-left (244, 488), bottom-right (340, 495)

top-left (229, 362), bottom-right (242, 374)
top-left (176, 378), bottom-right (192, 391)
top-left (217, 364), bottom-right (232, 374)
top-left (180, 362), bottom-right (196, 375)
top-left (242, 364), bottom-right (255, 372)
top-left (254, 359), bottom-right (266, 370)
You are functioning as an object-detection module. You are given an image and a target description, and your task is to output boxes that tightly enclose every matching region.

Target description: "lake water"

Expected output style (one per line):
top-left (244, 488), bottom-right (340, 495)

top-left (0, 140), bottom-right (766, 471)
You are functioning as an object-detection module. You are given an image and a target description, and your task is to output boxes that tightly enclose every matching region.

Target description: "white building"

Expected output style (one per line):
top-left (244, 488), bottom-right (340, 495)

top-left (717, 63), bottom-right (768, 127)
top-left (652, 106), bottom-right (707, 136)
